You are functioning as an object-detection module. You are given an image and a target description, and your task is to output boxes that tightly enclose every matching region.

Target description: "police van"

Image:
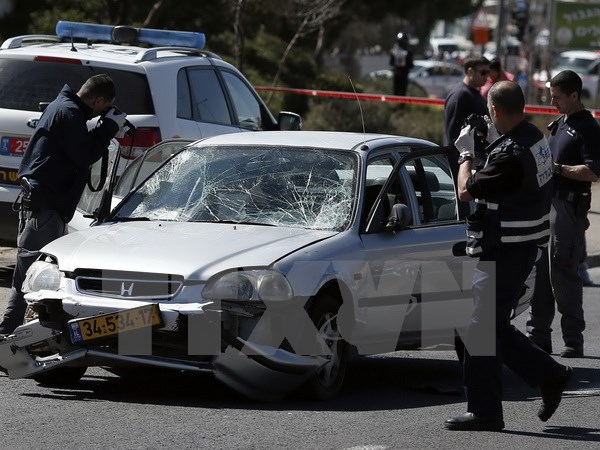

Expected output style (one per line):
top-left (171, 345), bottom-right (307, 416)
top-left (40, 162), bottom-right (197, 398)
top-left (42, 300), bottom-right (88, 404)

top-left (0, 20), bottom-right (300, 243)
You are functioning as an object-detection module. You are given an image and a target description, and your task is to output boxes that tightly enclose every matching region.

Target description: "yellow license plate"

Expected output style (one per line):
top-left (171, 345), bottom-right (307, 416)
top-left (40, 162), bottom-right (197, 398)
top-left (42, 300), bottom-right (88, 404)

top-left (68, 304), bottom-right (162, 344)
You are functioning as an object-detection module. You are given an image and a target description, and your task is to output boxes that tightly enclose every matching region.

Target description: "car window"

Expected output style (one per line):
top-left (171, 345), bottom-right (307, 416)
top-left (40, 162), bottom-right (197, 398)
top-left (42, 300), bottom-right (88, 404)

top-left (114, 145), bottom-right (357, 231)
top-left (221, 71), bottom-right (263, 130)
top-left (363, 156), bottom-right (410, 231)
top-left (553, 55), bottom-right (596, 72)
top-left (185, 67), bottom-right (232, 125)
top-left (0, 59), bottom-right (153, 113)
top-left (405, 155), bottom-right (457, 224)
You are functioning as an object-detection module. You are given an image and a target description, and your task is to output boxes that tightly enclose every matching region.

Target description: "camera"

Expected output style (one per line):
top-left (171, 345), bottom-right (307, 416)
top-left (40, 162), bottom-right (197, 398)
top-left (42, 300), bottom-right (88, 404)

top-left (102, 106), bottom-right (136, 136)
top-left (463, 113), bottom-right (490, 164)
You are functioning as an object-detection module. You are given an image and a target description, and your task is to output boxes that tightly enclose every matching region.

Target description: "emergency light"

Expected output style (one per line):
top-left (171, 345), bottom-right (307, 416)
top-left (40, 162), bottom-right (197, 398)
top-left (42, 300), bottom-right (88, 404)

top-left (55, 21), bottom-right (206, 49)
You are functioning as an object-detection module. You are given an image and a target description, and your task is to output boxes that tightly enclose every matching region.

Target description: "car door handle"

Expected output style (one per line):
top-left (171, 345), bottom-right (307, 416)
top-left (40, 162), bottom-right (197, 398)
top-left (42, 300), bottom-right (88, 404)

top-left (452, 241), bottom-right (467, 256)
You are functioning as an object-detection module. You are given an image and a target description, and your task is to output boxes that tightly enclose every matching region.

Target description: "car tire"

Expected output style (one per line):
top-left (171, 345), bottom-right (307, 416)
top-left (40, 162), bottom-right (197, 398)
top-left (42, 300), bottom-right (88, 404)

top-left (32, 366), bottom-right (87, 387)
top-left (301, 294), bottom-right (348, 400)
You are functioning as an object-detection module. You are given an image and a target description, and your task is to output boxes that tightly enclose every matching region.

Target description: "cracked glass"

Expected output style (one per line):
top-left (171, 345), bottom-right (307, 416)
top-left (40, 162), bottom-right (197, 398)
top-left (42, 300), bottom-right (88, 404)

top-left (114, 145), bottom-right (357, 231)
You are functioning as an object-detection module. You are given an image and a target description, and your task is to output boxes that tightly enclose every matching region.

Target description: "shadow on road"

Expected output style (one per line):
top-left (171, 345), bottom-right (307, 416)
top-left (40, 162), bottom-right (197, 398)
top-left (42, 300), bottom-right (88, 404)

top-left (504, 425), bottom-right (600, 442)
top-left (15, 355), bottom-right (469, 412)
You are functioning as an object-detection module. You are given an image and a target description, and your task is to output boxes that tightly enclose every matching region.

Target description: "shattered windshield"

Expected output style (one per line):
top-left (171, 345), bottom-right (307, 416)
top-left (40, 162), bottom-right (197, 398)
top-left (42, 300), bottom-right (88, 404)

top-left (113, 145), bottom-right (357, 231)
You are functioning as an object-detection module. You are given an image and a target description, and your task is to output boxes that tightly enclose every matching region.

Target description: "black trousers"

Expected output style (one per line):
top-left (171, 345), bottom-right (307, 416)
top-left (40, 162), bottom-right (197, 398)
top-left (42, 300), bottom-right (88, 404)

top-left (527, 198), bottom-right (587, 349)
top-left (0, 208), bottom-right (66, 335)
top-left (464, 244), bottom-right (564, 417)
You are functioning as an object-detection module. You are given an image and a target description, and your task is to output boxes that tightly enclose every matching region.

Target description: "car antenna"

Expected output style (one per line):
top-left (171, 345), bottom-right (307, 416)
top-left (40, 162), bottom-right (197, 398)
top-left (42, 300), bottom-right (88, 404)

top-left (347, 75), bottom-right (368, 150)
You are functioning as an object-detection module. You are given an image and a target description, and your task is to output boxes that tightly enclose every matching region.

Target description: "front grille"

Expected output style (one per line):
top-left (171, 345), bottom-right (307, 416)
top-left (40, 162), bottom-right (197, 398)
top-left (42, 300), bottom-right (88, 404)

top-left (73, 269), bottom-right (184, 300)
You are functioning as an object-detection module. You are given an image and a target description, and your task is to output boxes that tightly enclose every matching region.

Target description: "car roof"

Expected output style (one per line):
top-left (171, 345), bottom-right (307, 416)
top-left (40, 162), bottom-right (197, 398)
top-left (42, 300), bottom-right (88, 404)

top-left (192, 131), bottom-right (438, 152)
top-left (0, 41), bottom-right (220, 68)
top-left (413, 59), bottom-right (462, 69)
top-left (558, 50), bottom-right (600, 60)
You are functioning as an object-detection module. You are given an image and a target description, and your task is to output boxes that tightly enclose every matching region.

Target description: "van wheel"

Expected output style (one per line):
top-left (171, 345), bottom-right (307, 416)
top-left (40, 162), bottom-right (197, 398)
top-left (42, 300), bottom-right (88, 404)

top-left (301, 294), bottom-right (348, 400)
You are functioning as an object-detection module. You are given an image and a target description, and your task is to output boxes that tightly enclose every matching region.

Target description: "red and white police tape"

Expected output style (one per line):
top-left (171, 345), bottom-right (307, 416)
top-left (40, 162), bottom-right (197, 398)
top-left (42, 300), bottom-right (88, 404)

top-left (254, 86), bottom-right (600, 119)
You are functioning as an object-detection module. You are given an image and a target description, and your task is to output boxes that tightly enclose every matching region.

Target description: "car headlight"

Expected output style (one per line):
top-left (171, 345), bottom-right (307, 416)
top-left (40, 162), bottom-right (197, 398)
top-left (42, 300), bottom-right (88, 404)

top-left (203, 269), bottom-right (293, 302)
top-left (22, 260), bottom-right (63, 293)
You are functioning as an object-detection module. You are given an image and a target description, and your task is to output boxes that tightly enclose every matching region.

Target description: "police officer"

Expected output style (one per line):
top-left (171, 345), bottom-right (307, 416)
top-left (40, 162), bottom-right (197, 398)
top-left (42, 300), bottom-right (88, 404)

top-left (445, 81), bottom-right (572, 431)
top-left (527, 70), bottom-right (600, 358)
top-left (0, 74), bottom-right (127, 335)
top-left (389, 32), bottom-right (414, 97)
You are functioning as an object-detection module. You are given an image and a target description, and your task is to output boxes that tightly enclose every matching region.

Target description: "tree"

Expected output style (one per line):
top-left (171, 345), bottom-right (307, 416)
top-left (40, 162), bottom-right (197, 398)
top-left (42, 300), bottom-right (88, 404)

top-left (266, 0), bottom-right (345, 103)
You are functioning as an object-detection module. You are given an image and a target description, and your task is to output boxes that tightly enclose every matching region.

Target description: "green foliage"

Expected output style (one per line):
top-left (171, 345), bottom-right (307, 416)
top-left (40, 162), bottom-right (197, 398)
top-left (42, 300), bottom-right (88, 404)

top-left (0, 0), bottom-right (482, 144)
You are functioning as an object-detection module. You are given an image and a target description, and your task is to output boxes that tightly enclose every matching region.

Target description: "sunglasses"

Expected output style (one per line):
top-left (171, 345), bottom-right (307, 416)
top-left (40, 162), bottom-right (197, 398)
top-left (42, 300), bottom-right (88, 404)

top-left (478, 69), bottom-right (490, 76)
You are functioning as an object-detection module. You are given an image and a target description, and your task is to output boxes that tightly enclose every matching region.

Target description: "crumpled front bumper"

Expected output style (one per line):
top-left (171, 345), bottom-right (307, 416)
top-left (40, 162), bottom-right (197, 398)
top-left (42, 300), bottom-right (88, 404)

top-left (0, 292), bottom-right (327, 400)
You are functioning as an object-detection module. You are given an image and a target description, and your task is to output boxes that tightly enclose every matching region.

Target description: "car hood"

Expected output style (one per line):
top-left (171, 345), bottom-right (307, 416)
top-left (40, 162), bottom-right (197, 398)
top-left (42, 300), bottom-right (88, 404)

top-left (43, 222), bottom-right (336, 280)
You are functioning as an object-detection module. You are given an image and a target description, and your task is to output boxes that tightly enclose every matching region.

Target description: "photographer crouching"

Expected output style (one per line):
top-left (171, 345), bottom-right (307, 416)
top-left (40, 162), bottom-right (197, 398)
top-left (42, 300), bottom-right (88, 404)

top-left (0, 74), bottom-right (127, 336)
top-left (445, 81), bottom-right (572, 431)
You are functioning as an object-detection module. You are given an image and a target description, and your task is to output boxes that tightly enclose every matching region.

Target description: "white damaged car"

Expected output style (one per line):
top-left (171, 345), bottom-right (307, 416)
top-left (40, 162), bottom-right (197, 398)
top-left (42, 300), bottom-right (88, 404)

top-left (0, 131), bottom-right (535, 400)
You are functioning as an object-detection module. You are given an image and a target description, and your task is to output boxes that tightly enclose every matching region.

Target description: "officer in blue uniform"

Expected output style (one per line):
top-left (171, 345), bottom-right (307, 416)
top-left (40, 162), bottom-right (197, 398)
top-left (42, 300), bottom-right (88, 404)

top-left (0, 74), bottom-right (127, 335)
top-left (445, 81), bottom-right (572, 431)
top-left (527, 70), bottom-right (600, 358)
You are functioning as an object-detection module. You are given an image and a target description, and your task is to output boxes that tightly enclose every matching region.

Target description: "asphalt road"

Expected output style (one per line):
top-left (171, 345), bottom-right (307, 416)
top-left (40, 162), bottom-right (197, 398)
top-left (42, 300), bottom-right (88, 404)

top-left (0, 264), bottom-right (599, 449)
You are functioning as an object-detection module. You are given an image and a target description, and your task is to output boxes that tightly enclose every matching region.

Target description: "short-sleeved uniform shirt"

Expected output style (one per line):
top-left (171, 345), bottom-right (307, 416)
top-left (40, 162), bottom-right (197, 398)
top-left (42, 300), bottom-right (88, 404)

top-left (549, 110), bottom-right (600, 194)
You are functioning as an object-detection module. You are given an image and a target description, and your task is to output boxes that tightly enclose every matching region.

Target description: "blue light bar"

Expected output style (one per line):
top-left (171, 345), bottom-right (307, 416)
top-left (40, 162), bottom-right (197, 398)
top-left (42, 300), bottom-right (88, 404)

top-left (55, 20), bottom-right (205, 49)
top-left (56, 21), bottom-right (113, 42)
top-left (138, 28), bottom-right (205, 49)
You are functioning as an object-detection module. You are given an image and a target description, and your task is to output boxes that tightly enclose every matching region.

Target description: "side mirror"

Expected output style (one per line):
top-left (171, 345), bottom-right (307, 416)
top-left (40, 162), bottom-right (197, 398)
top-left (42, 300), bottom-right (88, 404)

top-left (278, 111), bottom-right (302, 131)
top-left (385, 203), bottom-right (412, 231)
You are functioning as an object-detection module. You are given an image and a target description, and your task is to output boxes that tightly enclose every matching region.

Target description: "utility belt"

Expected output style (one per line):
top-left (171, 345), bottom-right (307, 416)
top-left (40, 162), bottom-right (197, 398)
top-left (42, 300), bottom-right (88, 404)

top-left (553, 190), bottom-right (590, 218)
top-left (11, 177), bottom-right (43, 218)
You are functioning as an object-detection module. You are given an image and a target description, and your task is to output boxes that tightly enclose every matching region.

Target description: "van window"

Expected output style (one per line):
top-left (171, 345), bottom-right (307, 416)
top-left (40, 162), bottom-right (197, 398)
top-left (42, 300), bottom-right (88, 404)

top-left (0, 59), bottom-right (153, 114)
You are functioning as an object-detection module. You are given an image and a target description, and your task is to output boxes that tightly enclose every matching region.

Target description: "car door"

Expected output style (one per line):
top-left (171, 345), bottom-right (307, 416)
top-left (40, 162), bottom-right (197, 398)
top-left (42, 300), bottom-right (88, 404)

top-left (357, 146), bottom-right (474, 352)
top-left (70, 139), bottom-right (192, 233)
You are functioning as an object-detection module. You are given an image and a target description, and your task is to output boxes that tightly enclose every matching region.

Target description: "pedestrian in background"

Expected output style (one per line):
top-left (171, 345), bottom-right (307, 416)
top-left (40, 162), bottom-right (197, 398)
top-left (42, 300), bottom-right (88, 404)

top-left (389, 32), bottom-right (413, 97)
top-left (480, 57), bottom-right (515, 100)
top-left (444, 56), bottom-right (490, 162)
top-left (0, 74), bottom-right (127, 335)
top-left (445, 81), bottom-right (572, 431)
top-left (527, 70), bottom-right (600, 358)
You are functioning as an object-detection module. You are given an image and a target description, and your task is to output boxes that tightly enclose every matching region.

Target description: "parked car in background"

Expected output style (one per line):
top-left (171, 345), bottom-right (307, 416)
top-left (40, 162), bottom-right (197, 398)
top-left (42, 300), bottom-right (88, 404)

top-left (0, 130), bottom-right (537, 401)
top-left (533, 50), bottom-right (600, 106)
top-left (366, 60), bottom-right (463, 99)
top-left (0, 20), bottom-right (300, 244)
top-left (408, 60), bottom-right (464, 99)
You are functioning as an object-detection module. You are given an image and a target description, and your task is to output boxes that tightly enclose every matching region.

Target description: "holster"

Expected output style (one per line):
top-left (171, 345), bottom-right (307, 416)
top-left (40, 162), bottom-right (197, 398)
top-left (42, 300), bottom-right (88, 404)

top-left (575, 193), bottom-right (591, 219)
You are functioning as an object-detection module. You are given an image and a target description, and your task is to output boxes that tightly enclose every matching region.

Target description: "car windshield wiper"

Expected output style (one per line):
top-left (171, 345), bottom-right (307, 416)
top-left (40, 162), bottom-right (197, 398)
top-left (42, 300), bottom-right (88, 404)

top-left (192, 219), bottom-right (277, 227)
top-left (110, 216), bottom-right (152, 222)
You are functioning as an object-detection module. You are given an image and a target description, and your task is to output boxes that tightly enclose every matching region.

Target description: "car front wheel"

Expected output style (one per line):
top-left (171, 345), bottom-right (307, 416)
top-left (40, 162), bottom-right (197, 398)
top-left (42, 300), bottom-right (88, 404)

top-left (302, 294), bottom-right (348, 400)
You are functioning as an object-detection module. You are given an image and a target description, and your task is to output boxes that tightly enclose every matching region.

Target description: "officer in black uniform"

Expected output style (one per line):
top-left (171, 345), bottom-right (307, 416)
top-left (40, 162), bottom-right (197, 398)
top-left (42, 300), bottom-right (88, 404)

top-left (0, 74), bottom-right (127, 335)
top-left (389, 32), bottom-right (414, 97)
top-left (527, 70), bottom-right (600, 358)
top-left (445, 81), bottom-right (572, 431)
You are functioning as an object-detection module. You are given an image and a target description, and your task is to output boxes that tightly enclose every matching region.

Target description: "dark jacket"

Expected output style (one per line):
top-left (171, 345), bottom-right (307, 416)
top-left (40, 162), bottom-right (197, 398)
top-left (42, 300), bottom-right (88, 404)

top-left (19, 85), bottom-right (118, 222)
top-left (444, 81), bottom-right (489, 147)
top-left (465, 120), bottom-right (553, 256)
